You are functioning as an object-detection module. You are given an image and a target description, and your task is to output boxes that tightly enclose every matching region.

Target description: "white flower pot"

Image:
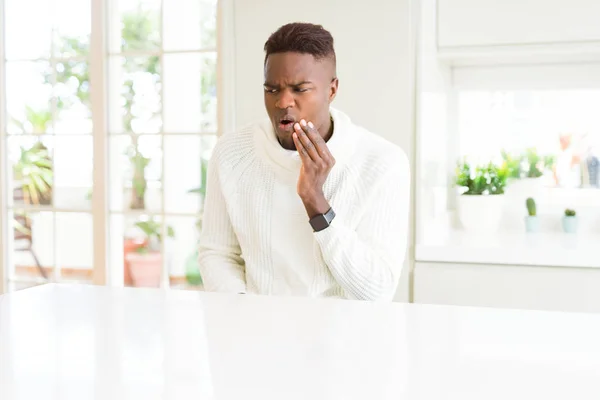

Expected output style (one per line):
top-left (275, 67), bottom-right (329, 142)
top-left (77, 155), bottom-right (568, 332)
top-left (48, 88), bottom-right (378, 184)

top-left (457, 194), bottom-right (505, 233)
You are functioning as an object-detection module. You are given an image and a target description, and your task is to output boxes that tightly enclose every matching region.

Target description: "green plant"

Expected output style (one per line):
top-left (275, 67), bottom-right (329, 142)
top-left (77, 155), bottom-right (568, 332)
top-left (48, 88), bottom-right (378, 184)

top-left (501, 150), bottom-right (523, 179)
top-left (13, 141), bottom-right (54, 205)
top-left (120, 12), bottom-right (161, 210)
top-left (134, 218), bottom-right (175, 254)
top-left (185, 250), bottom-right (203, 286)
top-left (543, 155), bottom-right (556, 170)
top-left (501, 148), bottom-right (557, 180)
top-left (455, 159), bottom-right (508, 195)
top-left (565, 209), bottom-right (576, 217)
top-left (525, 148), bottom-right (544, 178)
top-left (128, 150), bottom-right (151, 209)
top-left (187, 157), bottom-right (210, 198)
top-left (526, 198), bottom-right (536, 217)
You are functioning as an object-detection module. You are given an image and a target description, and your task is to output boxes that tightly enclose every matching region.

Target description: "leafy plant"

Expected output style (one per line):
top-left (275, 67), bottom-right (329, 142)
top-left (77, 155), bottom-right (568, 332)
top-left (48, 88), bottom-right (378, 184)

top-left (134, 218), bottom-right (175, 254)
top-left (525, 148), bottom-right (544, 178)
top-left (13, 141), bottom-right (53, 205)
top-left (565, 209), bottom-right (576, 217)
top-left (500, 148), bottom-right (556, 180)
top-left (526, 198), bottom-right (536, 217)
top-left (501, 150), bottom-right (523, 179)
top-left (455, 159), bottom-right (508, 195)
top-left (128, 150), bottom-right (151, 210)
top-left (543, 155), bottom-right (556, 170)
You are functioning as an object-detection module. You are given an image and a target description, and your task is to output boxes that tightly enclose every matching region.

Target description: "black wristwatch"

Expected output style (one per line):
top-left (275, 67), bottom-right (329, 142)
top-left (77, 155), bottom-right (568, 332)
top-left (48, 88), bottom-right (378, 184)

top-left (309, 207), bottom-right (336, 232)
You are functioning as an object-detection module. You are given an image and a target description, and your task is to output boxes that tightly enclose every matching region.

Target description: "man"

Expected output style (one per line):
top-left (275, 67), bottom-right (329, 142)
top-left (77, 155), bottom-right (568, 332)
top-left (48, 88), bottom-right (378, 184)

top-left (198, 22), bottom-right (410, 301)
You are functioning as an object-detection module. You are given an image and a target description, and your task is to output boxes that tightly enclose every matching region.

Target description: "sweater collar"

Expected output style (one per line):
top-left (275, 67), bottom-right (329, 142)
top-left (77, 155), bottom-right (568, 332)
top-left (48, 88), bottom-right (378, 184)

top-left (255, 107), bottom-right (357, 173)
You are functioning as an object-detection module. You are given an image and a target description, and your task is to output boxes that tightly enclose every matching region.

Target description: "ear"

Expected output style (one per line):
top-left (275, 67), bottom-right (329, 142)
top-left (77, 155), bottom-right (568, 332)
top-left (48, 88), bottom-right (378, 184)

top-left (328, 77), bottom-right (339, 103)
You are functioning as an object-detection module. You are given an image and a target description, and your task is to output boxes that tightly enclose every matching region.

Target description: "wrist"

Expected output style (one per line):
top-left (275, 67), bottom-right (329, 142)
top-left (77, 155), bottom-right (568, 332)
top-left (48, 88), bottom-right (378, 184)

top-left (299, 190), bottom-right (330, 218)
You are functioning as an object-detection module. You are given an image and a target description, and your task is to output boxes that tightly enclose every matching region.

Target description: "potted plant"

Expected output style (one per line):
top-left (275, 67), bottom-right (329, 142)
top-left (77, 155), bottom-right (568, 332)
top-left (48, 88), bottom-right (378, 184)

top-left (501, 150), bottom-right (523, 182)
top-left (128, 149), bottom-right (150, 210)
top-left (524, 197), bottom-right (539, 233)
top-left (13, 141), bottom-right (54, 206)
top-left (455, 159), bottom-right (508, 233)
top-left (562, 209), bottom-right (578, 234)
top-left (125, 217), bottom-right (175, 287)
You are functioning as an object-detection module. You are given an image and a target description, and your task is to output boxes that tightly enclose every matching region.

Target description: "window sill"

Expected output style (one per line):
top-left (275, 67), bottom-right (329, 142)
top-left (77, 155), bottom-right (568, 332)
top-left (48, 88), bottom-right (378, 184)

top-left (416, 228), bottom-right (600, 268)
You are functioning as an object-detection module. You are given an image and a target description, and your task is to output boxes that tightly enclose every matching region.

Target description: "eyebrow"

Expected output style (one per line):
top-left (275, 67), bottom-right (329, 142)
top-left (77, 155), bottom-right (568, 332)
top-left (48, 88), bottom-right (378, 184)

top-left (263, 81), bottom-right (313, 88)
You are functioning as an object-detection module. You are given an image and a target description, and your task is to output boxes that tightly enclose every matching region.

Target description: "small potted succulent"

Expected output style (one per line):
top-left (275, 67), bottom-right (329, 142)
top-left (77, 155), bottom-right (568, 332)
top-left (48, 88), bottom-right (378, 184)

top-left (524, 197), bottom-right (539, 233)
top-left (562, 209), bottom-right (578, 234)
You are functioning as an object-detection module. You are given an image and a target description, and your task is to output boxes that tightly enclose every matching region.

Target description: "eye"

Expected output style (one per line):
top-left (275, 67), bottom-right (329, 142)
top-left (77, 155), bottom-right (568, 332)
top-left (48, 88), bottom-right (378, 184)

top-left (295, 88), bottom-right (309, 93)
top-left (264, 87), bottom-right (278, 94)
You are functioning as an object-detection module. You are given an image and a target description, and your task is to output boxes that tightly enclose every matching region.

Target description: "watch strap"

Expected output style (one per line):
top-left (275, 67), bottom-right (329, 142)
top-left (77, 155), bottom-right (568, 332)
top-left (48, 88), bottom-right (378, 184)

top-left (309, 207), bottom-right (336, 232)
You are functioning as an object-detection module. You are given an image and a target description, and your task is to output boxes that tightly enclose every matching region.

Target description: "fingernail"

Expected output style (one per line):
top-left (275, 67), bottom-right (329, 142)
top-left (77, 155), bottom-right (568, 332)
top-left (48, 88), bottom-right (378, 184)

top-left (300, 119), bottom-right (307, 126)
top-left (294, 123), bottom-right (301, 130)
top-left (308, 121), bottom-right (314, 129)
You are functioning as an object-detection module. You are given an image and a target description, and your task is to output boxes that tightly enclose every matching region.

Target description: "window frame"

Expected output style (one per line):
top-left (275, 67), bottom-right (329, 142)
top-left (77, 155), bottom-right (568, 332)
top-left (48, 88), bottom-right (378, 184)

top-left (0, 0), bottom-right (229, 293)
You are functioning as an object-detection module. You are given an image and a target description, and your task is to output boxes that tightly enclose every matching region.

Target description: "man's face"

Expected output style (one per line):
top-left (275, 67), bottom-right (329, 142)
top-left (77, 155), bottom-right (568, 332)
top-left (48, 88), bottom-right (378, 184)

top-left (264, 52), bottom-right (338, 150)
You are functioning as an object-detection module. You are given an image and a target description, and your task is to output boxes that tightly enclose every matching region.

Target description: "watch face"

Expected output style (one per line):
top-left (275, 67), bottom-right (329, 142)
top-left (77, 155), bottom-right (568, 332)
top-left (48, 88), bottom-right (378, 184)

top-left (310, 215), bottom-right (328, 232)
top-left (310, 208), bottom-right (335, 232)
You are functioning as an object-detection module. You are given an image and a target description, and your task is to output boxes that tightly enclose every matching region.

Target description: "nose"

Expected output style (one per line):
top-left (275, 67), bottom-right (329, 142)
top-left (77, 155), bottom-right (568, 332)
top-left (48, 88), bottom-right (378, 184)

top-left (275, 89), bottom-right (295, 109)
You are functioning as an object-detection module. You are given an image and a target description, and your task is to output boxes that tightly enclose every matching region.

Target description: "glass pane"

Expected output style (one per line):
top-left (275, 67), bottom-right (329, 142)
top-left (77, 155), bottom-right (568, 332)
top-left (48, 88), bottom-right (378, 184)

top-left (53, 0), bottom-right (91, 57)
top-left (8, 136), bottom-right (54, 208)
top-left (6, 62), bottom-right (53, 135)
top-left (163, 53), bottom-right (217, 133)
top-left (53, 136), bottom-right (93, 210)
top-left (11, 211), bottom-right (55, 282)
top-left (108, 56), bottom-right (162, 134)
top-left (109, 135), bottom-right (162, 212)
top-left (163, 0), bottom-right (217, 51)
top-left (55, 213), bottom-right (93, 283)
top-left (165, 216), bottom-right (201, 290)
top-left (54, 61), bottom-right (92, 134)
top-left (164, 136), bottom-right (201, 213)
top-left (163, 135), bottom-right (218, 212)
top-left (110, 0), bottom-right (161, 53)
top-left (5, 0), bottom-right (52, 60)
top-left (458, 90), bottom-right (600, 188)
top-left (119, 214), bottom-right (165, 288)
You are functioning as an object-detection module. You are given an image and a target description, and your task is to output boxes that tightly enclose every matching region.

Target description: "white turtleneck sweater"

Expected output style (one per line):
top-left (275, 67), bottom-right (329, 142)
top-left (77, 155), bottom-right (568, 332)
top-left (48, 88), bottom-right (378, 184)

top-left (198, 108), bottom-right (410, 301)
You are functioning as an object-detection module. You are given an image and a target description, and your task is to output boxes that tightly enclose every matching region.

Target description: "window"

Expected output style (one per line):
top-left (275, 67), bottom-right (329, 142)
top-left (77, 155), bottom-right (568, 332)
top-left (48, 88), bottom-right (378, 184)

top-left (0, 0), bottom-right (219, 292)
top-left (458, 90), bottom-right (600, 189)
top-left (417, 63), bottom-right (600, 244)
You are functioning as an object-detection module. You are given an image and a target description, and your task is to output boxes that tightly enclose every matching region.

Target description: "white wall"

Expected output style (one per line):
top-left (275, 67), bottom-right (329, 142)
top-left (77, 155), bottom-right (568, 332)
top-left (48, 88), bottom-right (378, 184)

top-left (437, 0), bottom-right (600, 48)
top-left (226, 0), bottom-right (417, 301)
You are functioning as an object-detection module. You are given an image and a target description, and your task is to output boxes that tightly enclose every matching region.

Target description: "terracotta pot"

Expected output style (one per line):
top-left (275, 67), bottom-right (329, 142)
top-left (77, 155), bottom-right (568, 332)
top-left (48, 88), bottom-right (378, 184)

top-left (123, 238), bottom-right (147, 286)
top-left (125, 252), bottom-right (162, 287)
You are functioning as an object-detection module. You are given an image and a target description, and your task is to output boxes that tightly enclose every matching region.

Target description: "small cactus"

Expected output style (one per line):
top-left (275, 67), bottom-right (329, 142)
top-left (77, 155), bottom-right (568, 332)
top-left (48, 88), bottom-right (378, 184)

top-left (526, 198), bottom-right (536, 217)
top-left (565, 209), bottom-right (576, 217)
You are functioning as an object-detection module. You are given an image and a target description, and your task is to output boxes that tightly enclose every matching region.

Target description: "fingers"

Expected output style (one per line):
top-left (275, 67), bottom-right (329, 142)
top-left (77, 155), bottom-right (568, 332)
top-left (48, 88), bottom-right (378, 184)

top-left (294, 121), bottom-right (321, 162)
top-left (292, 130), bottom-right (311, 164)
top-left (296, 120), bottom-right (335, 163)
top-left (303, 120), bottom-right (334, 163)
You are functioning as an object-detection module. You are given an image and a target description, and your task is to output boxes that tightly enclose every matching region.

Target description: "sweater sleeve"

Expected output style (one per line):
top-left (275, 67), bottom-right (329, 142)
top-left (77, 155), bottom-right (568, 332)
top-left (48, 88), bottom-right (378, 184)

top-left (198, 153), bottom-right (247, 294)
top-left (314, 155), bottom-right (410, 301)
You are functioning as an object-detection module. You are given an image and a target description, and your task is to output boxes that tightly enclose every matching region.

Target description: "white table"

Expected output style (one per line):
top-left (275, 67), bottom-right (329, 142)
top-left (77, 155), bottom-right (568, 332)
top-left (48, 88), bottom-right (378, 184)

top-left (1, 284), bottom-right (600, 399)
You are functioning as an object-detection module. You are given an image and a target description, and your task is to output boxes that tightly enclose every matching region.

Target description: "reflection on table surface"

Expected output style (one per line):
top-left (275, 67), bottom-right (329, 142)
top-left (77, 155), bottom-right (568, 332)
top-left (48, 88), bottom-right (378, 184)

top-left (1, 284), bottom-right (600, 400)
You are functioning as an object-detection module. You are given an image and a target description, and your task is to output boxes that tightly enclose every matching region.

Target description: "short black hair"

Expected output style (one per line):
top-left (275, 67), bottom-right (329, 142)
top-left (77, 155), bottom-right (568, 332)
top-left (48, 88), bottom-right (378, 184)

top-left (264, 22), bottom-right (336, 66)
